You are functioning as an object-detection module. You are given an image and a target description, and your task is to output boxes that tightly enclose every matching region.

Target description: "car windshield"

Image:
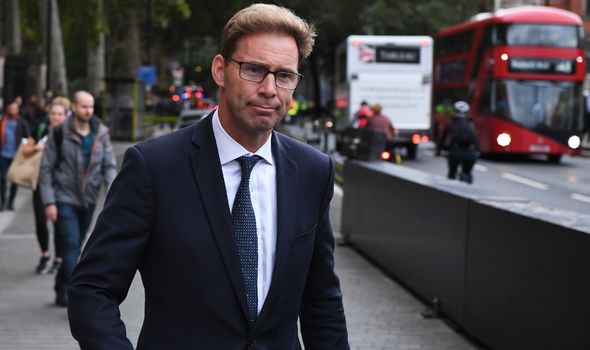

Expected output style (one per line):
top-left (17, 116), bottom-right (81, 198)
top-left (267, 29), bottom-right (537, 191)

top-left (490, 79), bottom-right (583, 133)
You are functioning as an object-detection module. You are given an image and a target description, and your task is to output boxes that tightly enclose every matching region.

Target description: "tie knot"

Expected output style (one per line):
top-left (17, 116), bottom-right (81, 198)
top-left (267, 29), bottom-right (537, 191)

top-left (237, 155), bottom-right (262, 180)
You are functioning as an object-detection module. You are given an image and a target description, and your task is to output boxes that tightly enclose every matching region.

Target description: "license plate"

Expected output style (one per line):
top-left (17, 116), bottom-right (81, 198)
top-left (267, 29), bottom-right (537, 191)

top-left (529, 144), bottom-right (550, 152)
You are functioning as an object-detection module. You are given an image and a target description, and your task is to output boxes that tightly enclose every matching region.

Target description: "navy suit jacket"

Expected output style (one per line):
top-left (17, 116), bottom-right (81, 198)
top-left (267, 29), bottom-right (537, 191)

top-left (68, 115), bottom-right (349, 349)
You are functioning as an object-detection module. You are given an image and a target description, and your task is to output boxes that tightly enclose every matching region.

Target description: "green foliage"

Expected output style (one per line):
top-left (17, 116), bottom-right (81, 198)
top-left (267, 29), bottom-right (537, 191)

top-left (19, 0), bottom-right (42, 56)
top-left (16, 0), bottom-right (490, 95)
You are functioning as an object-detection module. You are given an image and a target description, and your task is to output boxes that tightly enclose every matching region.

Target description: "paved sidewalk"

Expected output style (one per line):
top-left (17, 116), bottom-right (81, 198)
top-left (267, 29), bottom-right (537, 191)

top-left (0, 141), bottom-right (481, 350)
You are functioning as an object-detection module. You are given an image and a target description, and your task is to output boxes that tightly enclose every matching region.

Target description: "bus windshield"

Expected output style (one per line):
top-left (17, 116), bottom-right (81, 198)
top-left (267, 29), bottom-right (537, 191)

top-left (496, 24), bottom-right (580, 48)
top-left (492, 80), bottom-right (582, 131)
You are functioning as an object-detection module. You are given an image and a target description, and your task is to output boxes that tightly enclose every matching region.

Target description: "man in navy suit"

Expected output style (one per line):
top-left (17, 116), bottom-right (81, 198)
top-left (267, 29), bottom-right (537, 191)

top-left (67, 3), bottom-right (349, 349)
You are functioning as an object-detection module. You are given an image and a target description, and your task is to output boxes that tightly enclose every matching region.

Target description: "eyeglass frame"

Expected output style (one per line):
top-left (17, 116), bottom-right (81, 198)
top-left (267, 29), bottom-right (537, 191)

top-left (227, 57), bottom-right (303, 90)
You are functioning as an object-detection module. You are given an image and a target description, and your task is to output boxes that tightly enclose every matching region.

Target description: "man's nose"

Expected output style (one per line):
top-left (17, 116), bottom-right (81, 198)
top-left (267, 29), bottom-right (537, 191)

top-left (257, 73), bottom-right (277, 96)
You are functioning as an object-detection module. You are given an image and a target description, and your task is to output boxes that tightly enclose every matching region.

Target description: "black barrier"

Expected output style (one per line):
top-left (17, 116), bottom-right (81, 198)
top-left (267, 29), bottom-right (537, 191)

top-left (464, 201), bottom-right (590, 350)
top-left (341, 160), bottom-right (590, 350)
top-left (341, 162), bottom-right (471, 323)
top-left (339, 128), bottom-right (385, 160)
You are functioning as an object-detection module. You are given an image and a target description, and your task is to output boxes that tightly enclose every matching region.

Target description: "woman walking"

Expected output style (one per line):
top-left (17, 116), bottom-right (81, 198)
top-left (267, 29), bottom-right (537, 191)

top-left (23, 98), bottom-right (69, 274)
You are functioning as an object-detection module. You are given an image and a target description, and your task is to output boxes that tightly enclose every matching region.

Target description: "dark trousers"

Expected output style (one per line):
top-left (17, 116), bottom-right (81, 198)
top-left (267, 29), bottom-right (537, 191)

top-left (447, 147), bottom-right (478, 184)
top-left (33, 189), bottom-right (60, 255)
top-left (0, 157), bottom-right (18, 207)
top-left (54, 202), bottom-right (95, 293)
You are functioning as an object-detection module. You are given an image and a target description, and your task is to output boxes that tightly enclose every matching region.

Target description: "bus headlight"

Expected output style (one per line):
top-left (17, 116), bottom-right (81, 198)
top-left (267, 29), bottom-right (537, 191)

top-left (568, 135), bottom-right (581, 149)
top-left (497, 133), bottom-right (511, 147)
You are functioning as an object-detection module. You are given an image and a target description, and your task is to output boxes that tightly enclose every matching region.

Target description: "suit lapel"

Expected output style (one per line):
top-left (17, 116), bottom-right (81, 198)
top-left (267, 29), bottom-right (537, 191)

top-left (258, 132), bottom-right (298, 322)
top-left (188, 115), bottom-right (249, 322)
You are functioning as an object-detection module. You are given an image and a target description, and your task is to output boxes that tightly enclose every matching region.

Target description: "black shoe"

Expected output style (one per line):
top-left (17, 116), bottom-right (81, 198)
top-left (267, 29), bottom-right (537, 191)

top-left (48, 260), bottom-right (62, 274)
top-left (7, 204), bottom-right (14, 211)
top-left (35, 256), bottom-right (51, 274)
top-left (55, 291), bottom-right (68, 307)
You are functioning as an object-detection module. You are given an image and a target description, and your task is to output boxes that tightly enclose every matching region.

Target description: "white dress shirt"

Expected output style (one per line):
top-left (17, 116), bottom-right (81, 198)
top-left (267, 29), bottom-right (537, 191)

top-left (212, 110), bottom-right (277, 313)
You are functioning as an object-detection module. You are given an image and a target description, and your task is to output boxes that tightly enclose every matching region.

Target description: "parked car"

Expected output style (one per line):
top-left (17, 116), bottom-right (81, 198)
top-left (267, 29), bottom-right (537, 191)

top-left (175, 109), bottom-right (211, 130)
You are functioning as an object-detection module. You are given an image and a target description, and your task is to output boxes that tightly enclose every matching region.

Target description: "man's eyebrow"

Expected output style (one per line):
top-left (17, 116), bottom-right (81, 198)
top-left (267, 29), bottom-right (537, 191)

top-left (247, 60), bottom-right (298, 74)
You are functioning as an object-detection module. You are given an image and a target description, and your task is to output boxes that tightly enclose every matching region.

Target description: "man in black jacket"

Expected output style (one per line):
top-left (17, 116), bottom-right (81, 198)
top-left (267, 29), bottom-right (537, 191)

top-left (67, 4), bottom-right (349, 349)
top-left (436, 101), bottom-right (478, 184)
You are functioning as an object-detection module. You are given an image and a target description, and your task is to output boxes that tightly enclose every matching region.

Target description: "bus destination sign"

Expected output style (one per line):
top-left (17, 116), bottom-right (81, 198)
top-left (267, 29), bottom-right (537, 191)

top-left (376, 47), bottom-right (420, 64)
top-left (509, 58), bottom-right (575, 75)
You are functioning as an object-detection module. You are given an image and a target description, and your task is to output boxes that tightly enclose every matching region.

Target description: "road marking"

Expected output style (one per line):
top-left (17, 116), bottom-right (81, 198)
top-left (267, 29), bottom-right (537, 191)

top-left (474, 164), bottom-right (488, 172)
top-left (571, 193), bottom-right (590, 204)
top-left (501, 172), bottom-right (548, 190)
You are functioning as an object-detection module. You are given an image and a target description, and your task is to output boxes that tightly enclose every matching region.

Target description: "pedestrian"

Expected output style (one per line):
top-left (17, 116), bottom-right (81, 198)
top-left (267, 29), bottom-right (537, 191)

top-left (353, 100), bottom-right (373, 127)
top-left (436, 101), bottom-right (478, 184)
top-left (22, 95), bottom-right (45, 133)
top-left (0, 99), bottom-right (30, 211)
top-left (67, 4), bottom-right (349, 349)
top-left (367, 103), bottom-right (395, 141)
top-left (39, 91), bottom-right (117, 307)
top-left (23, 98), bottom-right (69, 274)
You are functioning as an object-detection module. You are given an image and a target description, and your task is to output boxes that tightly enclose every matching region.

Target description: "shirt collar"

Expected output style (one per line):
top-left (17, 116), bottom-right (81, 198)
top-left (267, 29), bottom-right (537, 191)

top-left (212, 109), bottom-right (274, 166)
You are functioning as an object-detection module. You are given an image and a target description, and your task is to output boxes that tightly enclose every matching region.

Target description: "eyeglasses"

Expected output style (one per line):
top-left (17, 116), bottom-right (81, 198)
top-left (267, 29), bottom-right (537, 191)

top-left (228, 57), bottom-right (303, 90)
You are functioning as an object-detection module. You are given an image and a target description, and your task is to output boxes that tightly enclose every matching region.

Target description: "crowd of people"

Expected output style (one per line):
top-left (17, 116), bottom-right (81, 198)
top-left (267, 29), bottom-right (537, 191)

top-left (0, 91), bottom-right (116, 307)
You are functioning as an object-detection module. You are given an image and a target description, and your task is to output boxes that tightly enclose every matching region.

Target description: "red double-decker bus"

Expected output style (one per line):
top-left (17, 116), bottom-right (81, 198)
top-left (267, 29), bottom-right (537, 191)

top-left (432, 6), bottom-right (585, 162)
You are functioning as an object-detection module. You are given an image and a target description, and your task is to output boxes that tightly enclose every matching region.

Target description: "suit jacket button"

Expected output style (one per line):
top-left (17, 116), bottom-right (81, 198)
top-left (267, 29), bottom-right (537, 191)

top-left (247, 339), bottom-right (255, 349)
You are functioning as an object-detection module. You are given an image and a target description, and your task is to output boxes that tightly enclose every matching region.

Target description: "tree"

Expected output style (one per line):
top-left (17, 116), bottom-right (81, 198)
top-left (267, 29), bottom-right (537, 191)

top-left (6, 0), bottom-right (22, 54)
top-left (87, 0), bottom-right (106, 96)
top-left (48, 0), bottom-right (68, 95)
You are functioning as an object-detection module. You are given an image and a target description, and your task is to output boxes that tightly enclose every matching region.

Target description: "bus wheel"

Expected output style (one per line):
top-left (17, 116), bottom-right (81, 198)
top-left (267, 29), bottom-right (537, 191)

top-left (406, 144), bottom-right (418, 159)
top-left (547, 154), bottom-right (561, 163)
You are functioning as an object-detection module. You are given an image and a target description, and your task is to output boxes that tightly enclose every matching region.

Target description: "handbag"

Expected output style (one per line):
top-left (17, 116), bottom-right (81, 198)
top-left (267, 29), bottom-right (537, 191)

top-left (7, 143), bottom-right (44, 190)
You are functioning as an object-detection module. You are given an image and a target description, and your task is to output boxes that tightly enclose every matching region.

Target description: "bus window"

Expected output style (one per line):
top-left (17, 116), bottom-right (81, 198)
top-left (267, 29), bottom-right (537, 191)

top-left (435, 60), bottom-right (467, 83)
top-left (471, 25), bottom-right (494, 82)
top-left (478, 79), bottom-right (492, 115)
top-left (435, 30), bottom-right (474, 57)
top-left (496, 24), bottom-right (580, 48)
top-left (494, 80), bottom-right (582, 131)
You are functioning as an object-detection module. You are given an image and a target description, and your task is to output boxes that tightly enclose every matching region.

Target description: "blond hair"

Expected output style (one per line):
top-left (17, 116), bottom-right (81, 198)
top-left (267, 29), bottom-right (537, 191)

top-left (370, 103), bottom-right (383, 114)
top-left (220, 3), bottom-right (316, 64)
top-left (51, 96), bottom-right (71, 111)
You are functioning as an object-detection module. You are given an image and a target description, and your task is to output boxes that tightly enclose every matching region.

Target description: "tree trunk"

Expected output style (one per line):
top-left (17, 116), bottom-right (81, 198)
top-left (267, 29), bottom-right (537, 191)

top-left (87, 34), bottom-right (105, 97)
top-left (126, 9), bottom-right (142, 79)
top-left (40, 0), bottom-right (68, 96)
top-left (49, 0), bottom-right (68, 96)
top-left (87, 0), bottom-right (105, 96)
top-left (7, 0), bottom-right (22, 54)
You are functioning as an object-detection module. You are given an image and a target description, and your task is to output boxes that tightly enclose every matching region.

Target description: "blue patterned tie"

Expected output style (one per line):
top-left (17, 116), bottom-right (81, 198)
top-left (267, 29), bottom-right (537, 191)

top-left (232, 155), bottom-right (262, 324)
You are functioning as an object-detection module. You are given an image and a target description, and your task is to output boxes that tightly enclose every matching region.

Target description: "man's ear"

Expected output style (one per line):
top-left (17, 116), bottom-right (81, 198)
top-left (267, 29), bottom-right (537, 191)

top-left (211, 54), bottom-right (225, 87)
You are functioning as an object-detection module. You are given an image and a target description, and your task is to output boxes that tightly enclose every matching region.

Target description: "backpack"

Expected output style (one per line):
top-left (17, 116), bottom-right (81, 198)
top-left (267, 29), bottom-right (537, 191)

top-left (452, 120), bottom-right (476, 148)
top-left (52, 126), bottom-right (64, 169)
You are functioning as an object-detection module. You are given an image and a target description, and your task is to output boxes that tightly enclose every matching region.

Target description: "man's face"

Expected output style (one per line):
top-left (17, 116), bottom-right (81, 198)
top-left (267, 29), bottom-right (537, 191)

top-left (6, 102), bottom-right (19, 117)
top-left (72, 94), bottom-right (94, 122)
top-left (213, 32), bottom-right (299, 144)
